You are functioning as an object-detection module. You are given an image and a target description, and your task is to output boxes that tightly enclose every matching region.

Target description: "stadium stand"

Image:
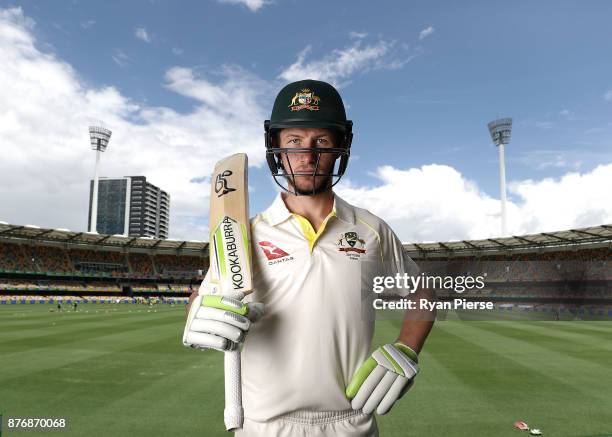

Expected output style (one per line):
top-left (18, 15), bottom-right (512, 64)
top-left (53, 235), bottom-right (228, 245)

top-left (128, 253), bottom-right (156, 276)
top-left (69, 248), bottom-right (128, 275)
top-left (0, 222), bottom-right (207, 303)
top-left (27, 245), bottom-right (74, 273)
top-left (415, 247), bottom-right (610, 282)
top-left (154, 254), bottom-right (203, 276)
top-left (0, 222), bottom-right (609, 313)
top-left (0, 242), bottom-right (34, 272)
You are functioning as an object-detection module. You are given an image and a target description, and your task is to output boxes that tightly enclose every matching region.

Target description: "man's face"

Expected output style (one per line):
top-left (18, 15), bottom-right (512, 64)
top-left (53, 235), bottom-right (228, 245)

top-left (276, 127), bottom-right (338, 195)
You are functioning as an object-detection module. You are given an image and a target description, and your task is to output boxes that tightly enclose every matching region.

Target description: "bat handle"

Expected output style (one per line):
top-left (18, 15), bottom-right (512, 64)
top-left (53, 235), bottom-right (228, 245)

top-left (224, 349), bottom-right (243, 431)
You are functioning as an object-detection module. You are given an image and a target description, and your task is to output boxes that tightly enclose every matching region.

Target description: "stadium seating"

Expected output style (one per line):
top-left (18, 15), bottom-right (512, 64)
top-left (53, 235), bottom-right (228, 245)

top-left (0, 242), bottom-right (207, 279)
top-left (128, 253), bottom-right (156, 276)
top-left (154, 254), bottom-right (206, 275)
top-left (0, 242), bottom-right (36, 272)
top-left (0, 234), bottom-right (608, 307)
top-left (415, 248), bottom-right (610, 282)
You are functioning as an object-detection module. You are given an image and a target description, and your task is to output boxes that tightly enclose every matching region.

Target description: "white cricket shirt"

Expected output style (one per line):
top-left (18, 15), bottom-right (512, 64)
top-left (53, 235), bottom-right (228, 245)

top-left (207, 193), bottom-right (420, 422)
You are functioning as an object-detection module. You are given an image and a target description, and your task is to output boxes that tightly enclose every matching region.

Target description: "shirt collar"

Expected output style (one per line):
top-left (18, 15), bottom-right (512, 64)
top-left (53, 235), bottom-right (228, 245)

top-left (263, 192), bottom-right (356, 226)
top-left (333, 194), bottom-right (356, 225)
top-left (264, 193), bottom-right (293, 226)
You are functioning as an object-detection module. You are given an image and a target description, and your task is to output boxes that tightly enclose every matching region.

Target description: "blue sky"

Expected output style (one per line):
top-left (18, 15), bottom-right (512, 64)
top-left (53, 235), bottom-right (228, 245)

top-left (1, 1), bottom-right (611, 242)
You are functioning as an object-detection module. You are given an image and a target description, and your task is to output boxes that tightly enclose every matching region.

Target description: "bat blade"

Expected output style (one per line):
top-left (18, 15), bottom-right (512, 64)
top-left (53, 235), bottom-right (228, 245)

top-left (208, 153), bottom-right (252, 431)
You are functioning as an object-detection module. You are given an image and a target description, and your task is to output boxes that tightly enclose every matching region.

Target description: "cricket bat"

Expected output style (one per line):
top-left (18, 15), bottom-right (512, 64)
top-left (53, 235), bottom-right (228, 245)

top-left (208, 153), bottom-right (253, 431)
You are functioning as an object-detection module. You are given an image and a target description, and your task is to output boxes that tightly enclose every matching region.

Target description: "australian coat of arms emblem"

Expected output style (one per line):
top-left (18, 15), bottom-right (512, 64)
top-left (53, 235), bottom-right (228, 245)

top-left (288, 88), bottom-right (320, 111)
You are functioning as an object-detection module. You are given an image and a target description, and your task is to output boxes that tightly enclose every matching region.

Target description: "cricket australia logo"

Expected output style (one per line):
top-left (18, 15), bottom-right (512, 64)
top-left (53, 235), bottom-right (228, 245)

top-left (215, 170), bottom-right (236, 197)
top-left (258, 241), bottom-right (294, 265)
top-left (288, 88), bottom-right (320, 112)
top-left (337, 231), bottom-right (366, 259)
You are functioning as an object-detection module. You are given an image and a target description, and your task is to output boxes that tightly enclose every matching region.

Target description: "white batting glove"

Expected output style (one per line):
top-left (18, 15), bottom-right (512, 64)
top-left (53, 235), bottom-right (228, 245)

top-left (182, 287), bottom-right (264, 351)
top-left (346, 343), bottom-right (419, 415)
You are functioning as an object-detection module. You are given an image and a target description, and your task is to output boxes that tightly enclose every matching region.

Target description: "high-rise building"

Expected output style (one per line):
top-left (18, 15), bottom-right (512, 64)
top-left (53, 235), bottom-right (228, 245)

top-left (88, 176), bottom-right (170, 238)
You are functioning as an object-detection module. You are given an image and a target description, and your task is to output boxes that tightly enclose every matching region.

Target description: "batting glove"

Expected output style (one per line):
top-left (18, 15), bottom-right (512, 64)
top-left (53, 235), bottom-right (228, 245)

top-left (346, 342), bottom-right (419, 415)
top-left (182, 292), bottom-right (264, 352)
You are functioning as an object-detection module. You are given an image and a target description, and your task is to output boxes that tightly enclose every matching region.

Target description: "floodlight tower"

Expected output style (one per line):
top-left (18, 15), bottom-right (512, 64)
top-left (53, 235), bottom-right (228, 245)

top-left (487, 118), bottom-right (512, 236)
top-left (88, 125), bottom-right (112, 233)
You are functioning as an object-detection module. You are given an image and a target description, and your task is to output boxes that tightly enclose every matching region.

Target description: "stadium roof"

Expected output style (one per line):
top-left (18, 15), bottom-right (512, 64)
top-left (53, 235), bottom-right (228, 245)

top-left (0, 222), bottom-right (610, 257)
top-left (0, 223), bottom-right (208, 254)
top-left (403, 224), bottom-right (612, 257)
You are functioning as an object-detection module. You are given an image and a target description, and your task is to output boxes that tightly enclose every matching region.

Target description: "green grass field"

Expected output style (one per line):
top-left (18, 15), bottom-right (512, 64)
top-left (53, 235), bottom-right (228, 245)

top-left (1, 304), bottom-right (611, 436)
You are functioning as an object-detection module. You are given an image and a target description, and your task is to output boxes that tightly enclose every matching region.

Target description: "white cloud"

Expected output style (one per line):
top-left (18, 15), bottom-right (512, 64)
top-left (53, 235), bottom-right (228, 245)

top-left (508, 164), bottom-right (612, 231)
top-left (337, 162), bottom-right (612, 242)
top-left (518, 148), bottom-right (612, 172)
top-left (584, 127), bottom-right (606, 135)
top-left (604, 89), bottom-right (612, 101)
top-left (112, 49), bottom-right (131, 67)
top-left (559, 109), bottom-right (577, 122)
top-left (0, 7), bottom-right (269, 240)
top-left (535, 155), bottom-right (579, 170)
top-left (134, 26), bottom-right (151, 43)
top-left (533, 121), bottom-right (555, 129)
top-left (349, 31), bottom-right (368, 39)
top-left (80, 20), bottom-right (95, 29)
top-left (218, 0), bottom-right (268, 12)
top-left (418, 26), bottom-right (434, 40)
top-left (519, 150), bottom-right (581, 170)
top-left (521, 119), bottom-right (555, 130)
top-left (279, 39), bottom-right (414, 87)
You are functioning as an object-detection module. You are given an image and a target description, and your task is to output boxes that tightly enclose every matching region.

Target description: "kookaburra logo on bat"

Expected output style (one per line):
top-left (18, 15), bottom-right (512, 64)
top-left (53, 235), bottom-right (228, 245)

top-left (215, 170), bottom-right (236, 197)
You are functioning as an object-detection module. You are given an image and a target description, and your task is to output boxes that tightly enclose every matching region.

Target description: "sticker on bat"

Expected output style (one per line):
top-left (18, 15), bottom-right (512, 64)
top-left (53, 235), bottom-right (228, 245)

top-left (212, 216), bottom-right (252, 293)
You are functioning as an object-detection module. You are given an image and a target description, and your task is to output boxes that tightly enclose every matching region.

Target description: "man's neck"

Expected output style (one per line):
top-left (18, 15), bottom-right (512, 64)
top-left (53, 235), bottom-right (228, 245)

top-left (281, 190), bottom-right (335, 232)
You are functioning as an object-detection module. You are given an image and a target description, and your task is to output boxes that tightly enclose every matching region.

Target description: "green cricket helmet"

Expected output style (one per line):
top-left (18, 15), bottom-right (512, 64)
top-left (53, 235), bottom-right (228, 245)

top-left (264, 79), bottom-right (353, 195)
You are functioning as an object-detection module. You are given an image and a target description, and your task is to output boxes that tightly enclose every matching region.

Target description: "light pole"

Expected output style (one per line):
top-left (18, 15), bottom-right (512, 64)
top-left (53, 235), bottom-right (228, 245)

top-left (487, 118), bottom-right (512, 236)
top-left (89, 125), bottom-right (112, 233)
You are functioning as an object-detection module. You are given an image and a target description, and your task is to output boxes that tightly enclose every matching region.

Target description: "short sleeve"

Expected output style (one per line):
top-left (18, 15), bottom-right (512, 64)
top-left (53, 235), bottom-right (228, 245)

top-left (380, 226), bottom-right (421, 297)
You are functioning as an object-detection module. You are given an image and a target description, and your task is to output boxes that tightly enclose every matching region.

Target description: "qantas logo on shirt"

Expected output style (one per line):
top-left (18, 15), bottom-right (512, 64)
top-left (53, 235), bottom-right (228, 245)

top-left (258, 241), bottom-right (294, 265)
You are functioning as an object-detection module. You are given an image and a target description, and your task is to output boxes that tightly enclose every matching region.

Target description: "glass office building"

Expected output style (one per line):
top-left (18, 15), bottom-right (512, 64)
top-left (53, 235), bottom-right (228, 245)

top-left (88, 176), bottom-right (170, 238)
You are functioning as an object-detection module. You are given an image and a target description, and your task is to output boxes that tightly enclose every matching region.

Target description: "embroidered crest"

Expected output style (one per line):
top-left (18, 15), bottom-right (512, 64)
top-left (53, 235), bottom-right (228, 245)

top-left (288, 88), bottom-right (320, 112)
top-left (337, 231), bottom-right (366, 259)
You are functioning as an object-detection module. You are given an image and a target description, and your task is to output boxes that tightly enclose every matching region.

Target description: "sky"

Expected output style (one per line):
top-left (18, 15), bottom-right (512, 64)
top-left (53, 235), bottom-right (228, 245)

top-left (1, 0), bottom-right (611, 243)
